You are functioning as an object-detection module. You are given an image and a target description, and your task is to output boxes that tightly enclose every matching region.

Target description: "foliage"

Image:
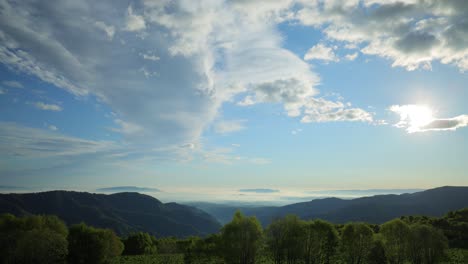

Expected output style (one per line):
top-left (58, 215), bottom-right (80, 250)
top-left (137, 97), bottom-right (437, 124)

top-left (2, 207), bottom-right (466, 264)
top-left (123, 232), bottom-right (157, 255)
top-left (221, 210), bottom-right (263, 264)
top-left (302, 219), bottom-right (339, 264)
top-left (14, 228), bottom-right (68, 264)
top-left (407, 224), bottom-right (448, 264)
top-left (111, 254), bottom-right (184, 264)
top-left (68, 223), bottom-right (124, 264)
top-left (380, 219), bottom-right (410, 264)
top-left (0, 214), bottom-right (69, 264)
top-left (366, 237), bottom-right (387, 264)
top-left (340, 222), bottom-right (374, 264)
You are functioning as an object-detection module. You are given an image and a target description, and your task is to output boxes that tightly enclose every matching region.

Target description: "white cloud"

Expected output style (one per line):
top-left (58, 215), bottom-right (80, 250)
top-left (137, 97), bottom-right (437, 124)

top-left (124, 6), bottom-right (146, 32)
top-left (294, 0), bottom-right (468, 71)
top-left (302, 98), bottom-right (373, 123)
top-left (0, 88), bottom-right (6, 94)
top-left (140, 52), bottom-right (160, 61)
top-left (33, 102), bottom-right (63, 111)
top-left (111, 119), bottom-right (144, 135)
top-left (2, 80), bottom-right (23, 88)
top-left (345, 52), bottom-right (359, 61)
top-left (304, 43), bottom-right (339, 62)
top-left (0, 0), bottom-right (372, 154)
top-left (94, 21), bottom-right (115, 40)
top-left (0, 123), bottom-right (116, 158)
top-left (291, 128), bottom-right (302, 135)
top-left (48, 125), bottom-right (58, 131)
top-left (239, 78), bottom-right (373, 122)
top-left (214, 120), bottom-right (247, 134)
top-left (390, 104), bottom-right (468, 133)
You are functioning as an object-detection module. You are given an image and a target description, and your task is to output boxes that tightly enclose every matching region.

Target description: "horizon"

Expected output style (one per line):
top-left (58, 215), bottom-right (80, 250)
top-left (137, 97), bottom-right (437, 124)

top-left (0, 185), bottom-right (439, 205)
top-left (1, 1), bottom-right (468, 202)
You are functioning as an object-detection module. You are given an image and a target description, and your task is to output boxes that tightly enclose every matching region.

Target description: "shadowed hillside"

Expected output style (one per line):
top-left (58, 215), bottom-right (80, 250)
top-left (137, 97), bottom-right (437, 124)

top-left (0, 191), bottom-right (221, 237)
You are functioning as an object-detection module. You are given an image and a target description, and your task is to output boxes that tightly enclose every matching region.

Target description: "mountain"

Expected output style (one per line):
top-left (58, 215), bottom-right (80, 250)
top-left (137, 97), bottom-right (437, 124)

top-left (190, 186), bottom-right (468, 226)
top-left (0, 191), bottom-right (221, 237)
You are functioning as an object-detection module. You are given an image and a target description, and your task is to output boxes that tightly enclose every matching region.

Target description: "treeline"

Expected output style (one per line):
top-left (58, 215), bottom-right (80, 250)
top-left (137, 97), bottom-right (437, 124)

top-left (1, 208), bottom-right (467, 264)
top-left (186, 212), bottom-right (449, 264)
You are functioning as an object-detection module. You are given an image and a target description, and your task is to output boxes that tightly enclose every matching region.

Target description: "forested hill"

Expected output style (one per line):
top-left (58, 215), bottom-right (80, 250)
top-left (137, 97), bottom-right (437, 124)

top-left (0, 191), bottom-right (221, 237)
top-left (191, 186), bottom-right (468, 225)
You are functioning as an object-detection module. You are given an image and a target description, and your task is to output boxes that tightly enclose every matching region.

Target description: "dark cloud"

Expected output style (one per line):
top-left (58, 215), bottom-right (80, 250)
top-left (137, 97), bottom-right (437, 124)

top-left (239, 188), bottom-right (280, 193)
top-left (420, 115), bottom-right (468, 131)
top-left (96, 186), bottom-right (160, 193)
top-left (395, 31), bottom-right (440, 54)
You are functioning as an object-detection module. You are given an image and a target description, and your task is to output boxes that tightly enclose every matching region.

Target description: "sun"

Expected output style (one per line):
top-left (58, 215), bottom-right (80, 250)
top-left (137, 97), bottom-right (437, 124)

top-left (406, 105), bottom-right (434, 128)
top-left (391, 104), bottom-right (434, 132)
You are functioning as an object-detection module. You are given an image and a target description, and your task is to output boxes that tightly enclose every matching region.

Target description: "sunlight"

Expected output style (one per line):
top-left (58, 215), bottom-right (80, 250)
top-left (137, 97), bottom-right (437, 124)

top-left (391, 104), bottom-right (434, 132)
top-left (405, 105), bottom-right (434, 128)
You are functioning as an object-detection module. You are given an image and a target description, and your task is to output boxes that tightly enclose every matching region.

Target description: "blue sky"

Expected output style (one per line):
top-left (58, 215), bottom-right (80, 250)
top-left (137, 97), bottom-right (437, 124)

top-left (1, 0), bottom-right (467, 202)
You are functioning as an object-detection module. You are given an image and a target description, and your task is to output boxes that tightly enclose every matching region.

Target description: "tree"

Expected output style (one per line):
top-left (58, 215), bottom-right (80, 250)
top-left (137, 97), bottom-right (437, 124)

top-left (380, 219), bottom-right (410, 264)
top-left (407, 224), bottom-right (448, 264)
top-left (157, 237), bottom-right (179, 264)
top-left (14, 229), bottom-right (68, 264)
top-left (0, 214), bottom-right (69, 264)
top-left (265, 215), bottom-right (304, 264)
top-left (367, 237), bottom-right (387, 264)
top-left (302, 220), bottom-right (339, 264)
top-left (123, 232), bottom-right (157, 255)
top-left (221, 211), bottom-right (263, 264)
top-left (341, 223), bottom-right (374, 264)
top-left (68, 223), bottom-right (123, 264)
top-left (265, 217), bottom-right (288, 264)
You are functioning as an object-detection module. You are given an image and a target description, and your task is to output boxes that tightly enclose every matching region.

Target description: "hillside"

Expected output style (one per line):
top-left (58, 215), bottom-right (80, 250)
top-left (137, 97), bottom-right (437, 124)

top-left (191, 186), bottom-right (468, 226)
top-left (0, 191), bottom-right (221, 237)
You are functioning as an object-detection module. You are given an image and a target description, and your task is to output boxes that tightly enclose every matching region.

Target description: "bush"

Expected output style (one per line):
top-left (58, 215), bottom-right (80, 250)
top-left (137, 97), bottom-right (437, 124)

top-left (68, 223), bottom-right (124, 264)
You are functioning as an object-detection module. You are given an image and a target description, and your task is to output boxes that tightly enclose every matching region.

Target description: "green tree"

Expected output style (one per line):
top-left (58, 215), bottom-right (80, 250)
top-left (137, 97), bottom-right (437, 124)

top-left (221, 211), bottom-right (263, 264)
top-left (157, 237), bottom-right (179, 264)
top-left (341, 223), bottom-right (374, 264)
top-left (68, 223), bottom-right (123, 264)
top-left (14, 229), bottom-right (68, 264)
top-left (0, 214), bottom-right (69, 264)
top-left (380, 219), bottom-right (410, 264)
top-left (265, 217), bottom-right (288, 264)
top-left (366, 237), bottom-right (387, 264)
top-left (302, 219), bottom-right (339, 264)
top-left (123, 232), bottom-right (157, 255)
top-left (407, 224), bottom-right (447, 264)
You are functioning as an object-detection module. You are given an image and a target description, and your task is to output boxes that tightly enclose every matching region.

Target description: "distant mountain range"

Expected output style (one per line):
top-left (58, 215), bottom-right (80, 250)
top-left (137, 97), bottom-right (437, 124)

top-left (188, 186), bottom-right (468, 226)
top-left (1, 187), bottom-right (467, 237)
top-left (0, 191), bottom-right (221, 237)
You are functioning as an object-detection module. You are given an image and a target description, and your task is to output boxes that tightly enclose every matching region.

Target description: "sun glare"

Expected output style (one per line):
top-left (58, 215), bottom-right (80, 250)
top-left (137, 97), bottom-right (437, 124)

top-left (391, 104), bottom-right (434, 132)
top-left (406, 105), bottom-right (433, 128)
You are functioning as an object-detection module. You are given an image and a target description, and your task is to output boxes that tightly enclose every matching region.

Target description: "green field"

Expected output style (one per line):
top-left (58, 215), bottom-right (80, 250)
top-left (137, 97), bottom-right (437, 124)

top-left (112, 250), bottom-right (468, 264)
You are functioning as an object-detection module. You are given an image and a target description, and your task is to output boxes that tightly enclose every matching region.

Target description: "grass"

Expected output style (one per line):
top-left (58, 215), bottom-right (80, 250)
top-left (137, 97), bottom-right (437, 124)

top-left (112, 249), bottom-right (468, 264)
top-left (112, 254), bottom-right (184, 264)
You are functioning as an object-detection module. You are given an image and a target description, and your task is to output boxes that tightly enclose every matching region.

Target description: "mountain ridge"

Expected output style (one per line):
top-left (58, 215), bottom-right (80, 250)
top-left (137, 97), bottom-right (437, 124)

top-left (189, 186), bottom-right (468, 225)
top-left (0, 190), bottom-right (221, 237)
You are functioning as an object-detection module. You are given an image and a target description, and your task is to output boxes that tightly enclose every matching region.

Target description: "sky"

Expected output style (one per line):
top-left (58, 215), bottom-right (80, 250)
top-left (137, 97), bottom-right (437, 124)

top-left (0, 0), bottom-right (467, 203)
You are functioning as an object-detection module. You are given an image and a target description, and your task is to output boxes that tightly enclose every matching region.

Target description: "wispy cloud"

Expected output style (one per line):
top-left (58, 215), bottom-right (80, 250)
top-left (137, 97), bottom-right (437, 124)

top-left (239, 188), bottom-right (280, 194)
top-left (96, 186), bottom-right (160, 193)
top-left (214, 120), bottom-right (247, 134)
top-left (94, 21), bottom-right (115, 40)
top-left (304, 43), bottom-right (339, 62)
top-left (123, 6), bottom-right (145, 32)
top-left (33, 102), bottom-right (62, 111)
top-left (2, 80), bottom-right (23, 88)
